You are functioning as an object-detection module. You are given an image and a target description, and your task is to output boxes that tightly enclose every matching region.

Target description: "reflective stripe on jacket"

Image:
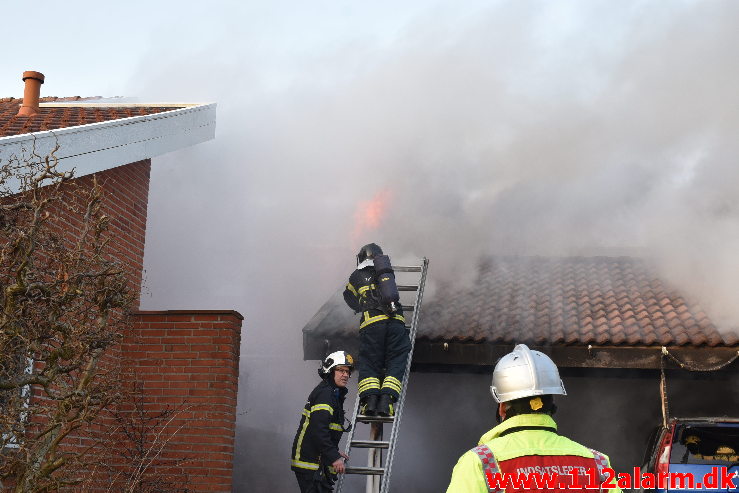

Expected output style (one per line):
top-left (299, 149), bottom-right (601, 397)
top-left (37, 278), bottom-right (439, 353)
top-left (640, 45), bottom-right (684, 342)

top-left (343, 266), bottom-right (404, 329)
top-left (446, 414), bottom-right (623, 493)
top-left (291, 379), bottom-right (347, 472)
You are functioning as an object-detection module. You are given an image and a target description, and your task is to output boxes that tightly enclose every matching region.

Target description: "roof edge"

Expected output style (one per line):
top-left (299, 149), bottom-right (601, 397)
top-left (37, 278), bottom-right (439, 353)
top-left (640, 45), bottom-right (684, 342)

top-left (38, 102), bottom-right (212, 108)
top-left (132, 309), bottom-right (244, 320)
top-left (303, 335), bottom-right (739, 371)
top-left (0, 103), bottom-right (216, 179)
top-left (411, 342), bottom-right (739, 371)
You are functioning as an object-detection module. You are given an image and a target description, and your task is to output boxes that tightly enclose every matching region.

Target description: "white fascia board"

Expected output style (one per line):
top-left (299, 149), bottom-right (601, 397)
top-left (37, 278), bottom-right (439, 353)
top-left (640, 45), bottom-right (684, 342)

top-left (0, 103), bottom-right (216, 178)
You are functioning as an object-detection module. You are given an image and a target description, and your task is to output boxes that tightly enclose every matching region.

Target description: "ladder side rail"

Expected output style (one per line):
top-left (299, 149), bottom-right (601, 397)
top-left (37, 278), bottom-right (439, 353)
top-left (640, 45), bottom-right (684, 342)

top-left (380, 257), bottom-right (429, 492)
top-left (335, 382), bottom-right (362, 493)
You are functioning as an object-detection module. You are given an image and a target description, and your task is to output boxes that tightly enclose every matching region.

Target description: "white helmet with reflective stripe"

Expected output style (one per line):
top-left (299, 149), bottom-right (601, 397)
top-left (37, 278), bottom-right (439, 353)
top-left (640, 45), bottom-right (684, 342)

top-left (319, 350), bottom-right (354, 377)
top-left (490, 344), bottom-right (566, 403)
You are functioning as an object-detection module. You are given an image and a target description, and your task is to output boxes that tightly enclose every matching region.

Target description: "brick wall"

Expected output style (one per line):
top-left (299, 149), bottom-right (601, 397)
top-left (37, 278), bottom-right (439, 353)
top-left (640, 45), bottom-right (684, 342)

top-left (9, 159), bottom-right (243, 491)
top-left (60, 159), bottom-right (151, 471)
top-left (3, 158), bottom-right (150, 307)
top-left (119, 310), bottom-right (243, 492)
top-left (75, 159), bottom-right (151, 307)
top-left (38, 159), bottom-right (151, 307)
top-left (7, 159), bottom-right (151, 488)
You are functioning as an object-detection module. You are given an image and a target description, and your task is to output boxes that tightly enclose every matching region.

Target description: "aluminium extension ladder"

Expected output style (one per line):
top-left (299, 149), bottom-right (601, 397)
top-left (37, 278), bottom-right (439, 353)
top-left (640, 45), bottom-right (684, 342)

top-left (335, 258), bottom-right (430, 493)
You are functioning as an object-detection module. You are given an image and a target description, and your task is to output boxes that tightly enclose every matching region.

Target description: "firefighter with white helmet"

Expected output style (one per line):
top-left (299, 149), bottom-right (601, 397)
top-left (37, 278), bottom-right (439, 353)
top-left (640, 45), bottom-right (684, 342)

top-left (291, 351), bottom-right (353, 492)
top-left (446, 344), bottom-right (622, 492)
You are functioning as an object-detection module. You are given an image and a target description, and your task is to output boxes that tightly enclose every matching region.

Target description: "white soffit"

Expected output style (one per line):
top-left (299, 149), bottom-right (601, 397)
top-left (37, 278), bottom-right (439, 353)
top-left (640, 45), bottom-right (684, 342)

top-left (0, 103), bottom-right (216, 178)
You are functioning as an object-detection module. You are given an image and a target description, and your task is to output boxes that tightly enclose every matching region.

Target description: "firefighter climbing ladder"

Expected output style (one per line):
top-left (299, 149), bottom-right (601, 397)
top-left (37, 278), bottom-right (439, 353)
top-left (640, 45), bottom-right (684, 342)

top-left (336, 258), bottom-right (429, 493)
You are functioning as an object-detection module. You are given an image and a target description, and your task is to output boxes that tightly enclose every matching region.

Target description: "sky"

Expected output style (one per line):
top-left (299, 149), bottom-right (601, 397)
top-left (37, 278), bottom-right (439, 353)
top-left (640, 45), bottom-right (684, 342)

top-left (4, 0), bottom-right (739, 491)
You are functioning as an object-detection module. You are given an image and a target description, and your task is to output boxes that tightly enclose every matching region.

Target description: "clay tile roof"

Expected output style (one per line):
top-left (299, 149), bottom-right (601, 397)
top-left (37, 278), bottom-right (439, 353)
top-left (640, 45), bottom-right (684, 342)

top-left (418, 256), bottom-right (738, 347)
top-left (303, 255), bottom-right (739, 348)
top-left (0, 97), bottom-right (182, 137)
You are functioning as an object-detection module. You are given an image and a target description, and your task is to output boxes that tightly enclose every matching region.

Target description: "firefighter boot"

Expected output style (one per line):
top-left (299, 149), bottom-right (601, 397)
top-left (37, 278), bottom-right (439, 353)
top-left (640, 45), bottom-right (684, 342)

top-left (360, 394), bottom-right (379, 416)
top-left (377, 393), bottom-right (395, 417)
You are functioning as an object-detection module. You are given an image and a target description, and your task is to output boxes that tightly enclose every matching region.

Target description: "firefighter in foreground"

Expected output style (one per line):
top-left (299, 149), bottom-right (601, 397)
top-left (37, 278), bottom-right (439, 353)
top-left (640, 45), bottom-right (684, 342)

top-left (446, 344), bottom-right (622, 493)
top-left (291, 351), bottom-right (353, 493)
top-left (343, 243), bottom-right (410, 416)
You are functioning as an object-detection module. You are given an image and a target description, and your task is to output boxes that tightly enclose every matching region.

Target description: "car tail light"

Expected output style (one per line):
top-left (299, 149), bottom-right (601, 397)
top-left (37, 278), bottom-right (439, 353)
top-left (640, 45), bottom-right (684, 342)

top-left (656, 424), bottom-right (675, 481)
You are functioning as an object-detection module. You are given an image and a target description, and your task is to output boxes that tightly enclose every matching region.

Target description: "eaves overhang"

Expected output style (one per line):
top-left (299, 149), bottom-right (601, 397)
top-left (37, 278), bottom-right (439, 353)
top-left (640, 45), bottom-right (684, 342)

top-left (410, 342), bottom-right (739, 371)
top-left (0, 102), bottom-right (216, 178)
top-left (304, 333), bottom-right (739, 372)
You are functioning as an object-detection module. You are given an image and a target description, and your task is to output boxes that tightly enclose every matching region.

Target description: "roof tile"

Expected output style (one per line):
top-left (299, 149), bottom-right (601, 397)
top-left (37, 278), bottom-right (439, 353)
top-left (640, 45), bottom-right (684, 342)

top-left (304, 255), bottom-right (739, 349)
top-left (0, 97), bottom-right (181, 137)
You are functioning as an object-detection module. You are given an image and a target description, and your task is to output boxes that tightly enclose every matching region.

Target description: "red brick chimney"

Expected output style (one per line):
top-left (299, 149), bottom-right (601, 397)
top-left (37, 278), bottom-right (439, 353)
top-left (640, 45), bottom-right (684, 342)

top-left (17, 71), bottom-right (45, 117)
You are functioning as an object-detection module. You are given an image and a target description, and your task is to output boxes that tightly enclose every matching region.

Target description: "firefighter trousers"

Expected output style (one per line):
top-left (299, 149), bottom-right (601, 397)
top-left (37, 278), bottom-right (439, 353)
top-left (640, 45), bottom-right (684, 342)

top-left (294, 470), bottom-right (334, 493)
top-left (357, 318), bottom-right (411, 400)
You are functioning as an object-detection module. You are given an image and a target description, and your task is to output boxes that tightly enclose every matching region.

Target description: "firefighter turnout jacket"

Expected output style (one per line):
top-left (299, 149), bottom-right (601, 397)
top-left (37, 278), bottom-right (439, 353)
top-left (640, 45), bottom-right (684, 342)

top-left (291, 379), bottom-right (347, 474)
top-left (446, 414), bottom-right (622, 493)
top-left (343, 261), bottom-right (411, 400)
top-left (343, 262), bottom-right (405, 329)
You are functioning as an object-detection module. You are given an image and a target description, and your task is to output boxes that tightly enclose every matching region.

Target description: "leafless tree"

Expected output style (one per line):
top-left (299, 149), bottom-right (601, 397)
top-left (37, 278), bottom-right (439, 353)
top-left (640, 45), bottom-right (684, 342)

top-left (88, 380), bottom-right (192, 493)
top-left (0, 142), bottom-right (133, 492)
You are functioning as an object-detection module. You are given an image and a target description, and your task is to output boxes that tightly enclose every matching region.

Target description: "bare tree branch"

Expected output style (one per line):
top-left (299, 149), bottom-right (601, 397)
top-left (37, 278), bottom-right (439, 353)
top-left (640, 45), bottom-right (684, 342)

top-left (0, 141), bottom-right (134, 492)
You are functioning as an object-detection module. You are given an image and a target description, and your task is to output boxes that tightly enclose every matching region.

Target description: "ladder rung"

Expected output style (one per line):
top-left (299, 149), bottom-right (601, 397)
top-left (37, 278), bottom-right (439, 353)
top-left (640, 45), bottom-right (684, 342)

top-left (357, 414), bottom-right (395, 424)
top-left (393, 266), bottom-right (422, 272)
top-left (351, 440), bottom-right (390, 449)
top-left (397, 285), bottom-right (418, 291)
top-left (403, 305), bottom-right (415, 311)
top-left (345, 466), bottom-right (385, 475)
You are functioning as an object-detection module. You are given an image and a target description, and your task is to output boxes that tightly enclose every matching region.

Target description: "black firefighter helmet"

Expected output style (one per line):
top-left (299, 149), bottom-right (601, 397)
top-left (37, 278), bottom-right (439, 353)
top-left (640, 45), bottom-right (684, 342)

top-left (357, 243), bottom-right (383, 265)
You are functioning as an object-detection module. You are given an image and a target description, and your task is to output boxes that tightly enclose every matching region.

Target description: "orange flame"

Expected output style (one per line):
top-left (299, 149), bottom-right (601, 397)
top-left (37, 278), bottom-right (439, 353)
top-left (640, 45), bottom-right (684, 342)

top-left (351, 189), bottom-right (393, 250)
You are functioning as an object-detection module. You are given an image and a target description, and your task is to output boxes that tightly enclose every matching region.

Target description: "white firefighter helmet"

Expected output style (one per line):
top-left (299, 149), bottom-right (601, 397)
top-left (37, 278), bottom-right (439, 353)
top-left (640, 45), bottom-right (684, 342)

top-left (319, 350), bottom-right (354, 377)
top-left (490, 344), bottom-right (566, 403)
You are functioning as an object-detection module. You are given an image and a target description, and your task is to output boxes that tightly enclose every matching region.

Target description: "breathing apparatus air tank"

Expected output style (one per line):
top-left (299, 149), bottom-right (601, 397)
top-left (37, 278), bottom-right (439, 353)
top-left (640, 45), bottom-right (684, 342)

top-left (372, 254), bottom-right (400, 312)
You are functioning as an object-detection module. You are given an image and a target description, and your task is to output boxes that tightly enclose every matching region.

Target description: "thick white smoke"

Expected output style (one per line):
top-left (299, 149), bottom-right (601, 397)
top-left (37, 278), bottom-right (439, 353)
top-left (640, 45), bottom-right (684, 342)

top-left (122, 1), bottom-right (739, 490)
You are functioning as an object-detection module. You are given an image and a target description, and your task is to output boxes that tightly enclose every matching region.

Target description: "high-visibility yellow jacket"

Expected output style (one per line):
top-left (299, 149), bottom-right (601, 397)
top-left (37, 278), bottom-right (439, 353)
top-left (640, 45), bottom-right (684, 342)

top-left (446, 414), bottom-right (623, 493)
